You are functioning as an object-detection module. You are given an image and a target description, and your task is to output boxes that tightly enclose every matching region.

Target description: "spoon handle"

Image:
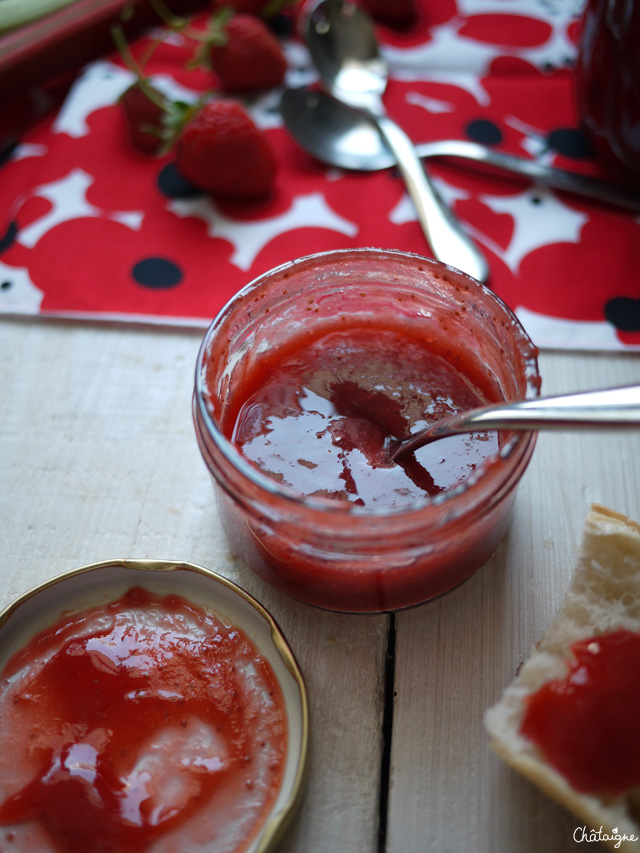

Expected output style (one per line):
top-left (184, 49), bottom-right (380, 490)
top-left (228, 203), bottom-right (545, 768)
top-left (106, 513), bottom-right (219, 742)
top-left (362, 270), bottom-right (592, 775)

top-left (415, 140), bottom-right (640, 213)
top-left (375, 116), bottom-right (490, 283)
top-left (392, 384), bottom-right (640, 459)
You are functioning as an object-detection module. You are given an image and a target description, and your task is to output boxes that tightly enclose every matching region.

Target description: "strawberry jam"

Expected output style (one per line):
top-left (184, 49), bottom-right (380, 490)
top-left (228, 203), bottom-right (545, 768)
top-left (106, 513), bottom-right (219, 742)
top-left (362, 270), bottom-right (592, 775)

top-left (194, 249), bottom-right (540, 611)
top-left (222, 323), bottom-right (499, 508)
top-left (0, 587), bottom-right (287, 853)
top-left (521, 629), bottom-right (640, 796)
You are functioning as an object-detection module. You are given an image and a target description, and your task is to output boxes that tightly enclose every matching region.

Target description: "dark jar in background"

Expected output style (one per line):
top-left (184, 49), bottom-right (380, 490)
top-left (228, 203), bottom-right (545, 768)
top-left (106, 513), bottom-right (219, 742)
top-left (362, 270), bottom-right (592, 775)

top-left (575, 0), bottom-right (640, 183)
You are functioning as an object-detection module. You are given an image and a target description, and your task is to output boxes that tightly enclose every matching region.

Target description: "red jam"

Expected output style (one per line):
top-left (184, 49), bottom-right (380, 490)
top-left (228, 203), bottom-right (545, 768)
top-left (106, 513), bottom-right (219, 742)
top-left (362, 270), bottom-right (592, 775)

top-left (521, 629), bottom-right (640, 796)
top-left (0, 587), bottom-right (287, 853)
top-left (221, 321), bottom-right (499, 508)
top-left (194, 249), bottom-right (540, 611)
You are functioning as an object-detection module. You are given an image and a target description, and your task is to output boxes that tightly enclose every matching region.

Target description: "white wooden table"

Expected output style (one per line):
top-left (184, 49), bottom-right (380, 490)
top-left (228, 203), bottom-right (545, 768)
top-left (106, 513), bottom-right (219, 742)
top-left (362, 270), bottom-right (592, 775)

top-left (1, 315), bottom-right (639, 852)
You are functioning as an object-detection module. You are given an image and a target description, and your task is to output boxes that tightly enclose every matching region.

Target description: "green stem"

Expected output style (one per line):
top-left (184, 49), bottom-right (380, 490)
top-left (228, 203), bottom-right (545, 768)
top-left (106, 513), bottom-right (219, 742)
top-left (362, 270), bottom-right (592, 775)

top-left (111, 25), bottom-right (168, 111)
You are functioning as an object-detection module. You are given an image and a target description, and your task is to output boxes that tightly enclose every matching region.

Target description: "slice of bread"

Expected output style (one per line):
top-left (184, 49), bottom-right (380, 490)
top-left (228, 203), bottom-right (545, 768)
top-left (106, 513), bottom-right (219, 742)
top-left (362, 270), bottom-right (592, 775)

top-left (485, 503), bottom-right (640, 851)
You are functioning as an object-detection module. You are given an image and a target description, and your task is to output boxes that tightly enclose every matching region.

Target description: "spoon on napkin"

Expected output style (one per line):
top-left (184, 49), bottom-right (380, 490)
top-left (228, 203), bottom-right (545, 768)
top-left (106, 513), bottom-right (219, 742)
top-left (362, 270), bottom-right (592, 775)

top-left (305, 0), bottom-right (490, 282)
top-left (280, 87), bottom-right (640, 213)
top-left (387, 384), bottom-right (640, 462)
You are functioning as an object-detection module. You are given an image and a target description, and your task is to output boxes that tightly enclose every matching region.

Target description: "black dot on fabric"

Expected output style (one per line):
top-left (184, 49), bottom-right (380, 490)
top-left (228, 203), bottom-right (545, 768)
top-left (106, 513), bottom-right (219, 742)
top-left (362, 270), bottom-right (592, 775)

top-left (547, 127), bottom-right (594, 159)
top-left (0, 220), bottom-right (17, 254)
top-left (465, 119), bottom-right (503, 146)
top-left (604, 297), bottom-right (640, 333)
top-left (1, 280), bottom-right (12, 290)
top-left (157, 162), bottom-right (205, 199)
top-left (132, 257), bottom-right (183, 289)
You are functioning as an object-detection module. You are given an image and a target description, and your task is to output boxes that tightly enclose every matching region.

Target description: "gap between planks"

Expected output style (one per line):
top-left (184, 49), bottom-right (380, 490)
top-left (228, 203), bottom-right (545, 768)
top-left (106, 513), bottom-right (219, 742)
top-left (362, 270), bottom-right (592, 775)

top-left (378, 612), bottom-right (397, 852)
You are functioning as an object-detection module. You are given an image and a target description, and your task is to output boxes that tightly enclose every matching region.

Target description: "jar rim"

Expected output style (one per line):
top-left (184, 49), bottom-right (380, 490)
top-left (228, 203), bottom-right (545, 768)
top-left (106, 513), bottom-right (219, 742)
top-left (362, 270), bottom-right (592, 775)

top-left (193, 248), bottom-right (540, 521)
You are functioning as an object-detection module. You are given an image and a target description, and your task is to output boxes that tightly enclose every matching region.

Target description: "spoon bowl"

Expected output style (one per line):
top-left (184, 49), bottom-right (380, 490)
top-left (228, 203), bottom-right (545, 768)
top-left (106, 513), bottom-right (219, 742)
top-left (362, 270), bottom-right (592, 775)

top-left (281, 86), bottom-right (388, 171)
top-left (307, 0), bottom-right (388, 111)
top-left (388, 384), bottom-right (640, 461)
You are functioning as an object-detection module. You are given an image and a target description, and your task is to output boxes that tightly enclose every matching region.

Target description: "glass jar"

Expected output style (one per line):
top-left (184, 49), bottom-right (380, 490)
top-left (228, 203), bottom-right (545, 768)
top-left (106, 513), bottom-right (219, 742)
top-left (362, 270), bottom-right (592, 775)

top-left (193, 249), bottom-right (540, 613)
top-left (575, 0), bottom-right (640, 183)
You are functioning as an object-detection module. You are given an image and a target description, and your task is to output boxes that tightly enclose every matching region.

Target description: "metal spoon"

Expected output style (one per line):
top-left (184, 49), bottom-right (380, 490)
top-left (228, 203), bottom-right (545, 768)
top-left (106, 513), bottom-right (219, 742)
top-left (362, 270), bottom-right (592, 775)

top-left (388, 384), bottom-right (640, 462)
top-left (305, 0), bottom-right (489, 282)
top-left (280, 87), bottom-right (640, 213)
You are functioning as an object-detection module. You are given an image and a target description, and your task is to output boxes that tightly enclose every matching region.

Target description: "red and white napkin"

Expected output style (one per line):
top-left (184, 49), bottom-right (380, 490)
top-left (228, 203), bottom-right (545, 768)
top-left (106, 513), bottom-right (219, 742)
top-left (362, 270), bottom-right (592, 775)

top-left (1, 0), bottom-right (639, 350)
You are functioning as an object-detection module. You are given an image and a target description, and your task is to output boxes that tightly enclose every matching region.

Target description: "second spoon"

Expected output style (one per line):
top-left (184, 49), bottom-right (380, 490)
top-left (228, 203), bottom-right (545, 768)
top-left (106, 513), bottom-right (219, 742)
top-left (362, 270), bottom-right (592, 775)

top-left (280, 87), bottom-right (640, 213)
top-left (306, 0), bottom-right (489, 282)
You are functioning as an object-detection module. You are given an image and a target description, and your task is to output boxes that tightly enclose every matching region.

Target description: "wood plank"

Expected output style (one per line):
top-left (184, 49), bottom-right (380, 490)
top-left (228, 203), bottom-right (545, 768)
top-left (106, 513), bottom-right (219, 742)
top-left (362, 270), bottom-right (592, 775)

top-left (0, 318), bottom-right (388, 853)
top-left (387, 351), bottom-right (640, 852)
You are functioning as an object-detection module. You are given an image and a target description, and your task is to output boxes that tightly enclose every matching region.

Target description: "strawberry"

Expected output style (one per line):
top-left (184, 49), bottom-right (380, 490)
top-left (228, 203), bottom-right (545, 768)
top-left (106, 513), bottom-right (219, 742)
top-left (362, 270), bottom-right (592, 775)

top-left (113, 23), bottom-right (173, 156)
top-left (207, 13), bottom-right (287, 93)
top-left (120, 81), bottom-right (170, 155)
top-left (114, 25), bottom-right (196, 157)
top-left (175, 99), bottom-right (278, 197)
top-left (119, 81), bottom-right (200, 156)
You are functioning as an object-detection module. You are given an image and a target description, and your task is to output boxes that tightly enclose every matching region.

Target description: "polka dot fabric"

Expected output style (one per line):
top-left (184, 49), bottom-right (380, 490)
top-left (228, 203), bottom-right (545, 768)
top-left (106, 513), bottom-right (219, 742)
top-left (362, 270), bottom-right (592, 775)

top-left (0, 0), bottom-right (639, 350)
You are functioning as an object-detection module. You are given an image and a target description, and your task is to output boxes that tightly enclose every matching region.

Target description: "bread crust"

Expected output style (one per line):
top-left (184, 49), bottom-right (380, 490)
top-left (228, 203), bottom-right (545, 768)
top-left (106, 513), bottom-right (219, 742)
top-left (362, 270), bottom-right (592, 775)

top-left (485, 504), bottom-right (640, 851)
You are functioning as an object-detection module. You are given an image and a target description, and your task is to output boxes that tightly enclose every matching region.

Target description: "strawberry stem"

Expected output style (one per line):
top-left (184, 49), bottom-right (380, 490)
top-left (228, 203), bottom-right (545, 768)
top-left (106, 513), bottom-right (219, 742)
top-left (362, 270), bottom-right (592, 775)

top-left (147, 0), bottom-right (191, 31)
top-left (111, 24), bottom-right (168, 111)
top-left (147, 0), bottom-right (211, 40)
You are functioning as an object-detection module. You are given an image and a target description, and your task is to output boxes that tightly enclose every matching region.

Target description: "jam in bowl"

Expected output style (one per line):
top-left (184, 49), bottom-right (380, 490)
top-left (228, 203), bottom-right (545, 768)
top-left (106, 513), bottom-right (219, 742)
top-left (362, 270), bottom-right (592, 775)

top-left (193, 249), bottom-right (540, 613)
top-left (0, 560), bottom-right (308, 853)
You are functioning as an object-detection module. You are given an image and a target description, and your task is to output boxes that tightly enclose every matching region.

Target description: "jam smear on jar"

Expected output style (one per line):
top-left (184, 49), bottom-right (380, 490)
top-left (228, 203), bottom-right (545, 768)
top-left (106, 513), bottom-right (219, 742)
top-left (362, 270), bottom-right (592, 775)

top-left (0, 587), bottom-right (287, 853)
top-left (520, 629), bottom-right (640, 796)
top-left (223, 322), bottom-right (500, 509)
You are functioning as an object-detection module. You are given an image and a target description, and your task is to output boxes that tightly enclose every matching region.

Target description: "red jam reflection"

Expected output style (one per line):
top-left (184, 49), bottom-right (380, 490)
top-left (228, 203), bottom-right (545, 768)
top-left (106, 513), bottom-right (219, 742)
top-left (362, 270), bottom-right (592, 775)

top-left (0, 587), bottom-right (287, 853)
top-left (222, 322), bottom-right (500, 508)
top-left (521, 629), bottom-right (640, 796)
